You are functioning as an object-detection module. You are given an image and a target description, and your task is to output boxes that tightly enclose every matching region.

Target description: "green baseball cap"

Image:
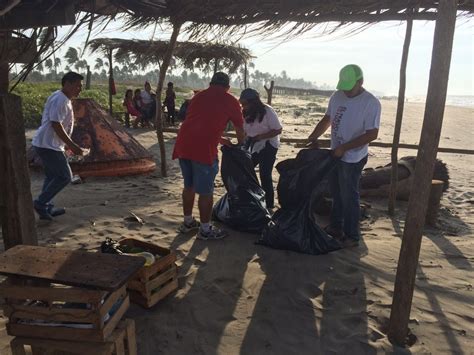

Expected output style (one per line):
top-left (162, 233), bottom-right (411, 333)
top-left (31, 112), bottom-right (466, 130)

top-left (336, 64), bottom-right (363, 91)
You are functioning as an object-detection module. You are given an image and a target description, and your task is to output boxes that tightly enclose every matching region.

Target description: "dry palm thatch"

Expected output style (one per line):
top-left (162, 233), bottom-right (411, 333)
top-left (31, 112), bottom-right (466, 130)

top-left (104, 0), bottom-right (474, 39)
top-left (88, 38), bottom-right (253, 73)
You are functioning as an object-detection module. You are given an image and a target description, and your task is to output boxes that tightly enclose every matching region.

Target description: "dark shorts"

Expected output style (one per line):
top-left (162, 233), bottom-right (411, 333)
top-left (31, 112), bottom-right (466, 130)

top-left (179, 159), bottom-right (219, 195)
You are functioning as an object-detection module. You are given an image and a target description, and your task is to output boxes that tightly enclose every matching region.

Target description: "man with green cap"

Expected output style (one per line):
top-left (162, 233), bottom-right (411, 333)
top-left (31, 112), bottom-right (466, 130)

top-left (308, 64), bottom-right (381, 247)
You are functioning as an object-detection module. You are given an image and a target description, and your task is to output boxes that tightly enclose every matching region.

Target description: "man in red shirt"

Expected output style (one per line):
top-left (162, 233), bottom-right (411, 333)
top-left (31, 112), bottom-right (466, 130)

top-left (173, 72), bottom-right (245, 240)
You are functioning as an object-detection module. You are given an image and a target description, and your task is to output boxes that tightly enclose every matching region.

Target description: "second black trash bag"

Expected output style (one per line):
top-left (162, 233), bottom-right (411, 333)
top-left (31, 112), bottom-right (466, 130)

top-left (213, 145), bottom-right (271, 233)
top-left (276, 148), bottom-right (335, 209)
top-left (257, 148), bottom-right (341, 255)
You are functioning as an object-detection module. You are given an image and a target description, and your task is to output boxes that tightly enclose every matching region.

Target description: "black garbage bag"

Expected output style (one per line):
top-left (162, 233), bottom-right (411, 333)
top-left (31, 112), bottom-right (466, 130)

top-left (276, 148), bottom-right (334, 210)
top-left (257, 149), bottom-right (341, 255)
top-left (213, 145), bottom-right (271, 233)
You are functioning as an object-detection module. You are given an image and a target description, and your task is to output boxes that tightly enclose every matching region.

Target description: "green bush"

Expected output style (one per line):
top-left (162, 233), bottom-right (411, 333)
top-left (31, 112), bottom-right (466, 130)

top-left (12, 82), bottom-right (188, 128)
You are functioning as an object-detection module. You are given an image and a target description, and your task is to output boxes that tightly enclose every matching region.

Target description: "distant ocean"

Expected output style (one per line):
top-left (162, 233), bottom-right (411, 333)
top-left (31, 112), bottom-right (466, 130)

top-left (409, 95), bottom-right (474, 108)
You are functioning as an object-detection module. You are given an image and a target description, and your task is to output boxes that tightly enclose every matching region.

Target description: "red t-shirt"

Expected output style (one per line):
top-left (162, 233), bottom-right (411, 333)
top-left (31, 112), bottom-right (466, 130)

top-left (172, 85), bottom-right (243, 165)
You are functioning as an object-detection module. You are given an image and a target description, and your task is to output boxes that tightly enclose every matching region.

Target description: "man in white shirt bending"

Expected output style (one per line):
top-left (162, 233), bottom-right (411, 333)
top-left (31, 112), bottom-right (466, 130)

top-left (32, 72), bottom-right (87, 220)
top-left (308, 64), bottom-right (381, 247)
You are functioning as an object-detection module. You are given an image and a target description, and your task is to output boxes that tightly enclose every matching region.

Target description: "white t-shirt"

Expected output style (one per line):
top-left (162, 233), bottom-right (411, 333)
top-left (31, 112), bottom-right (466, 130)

top-left (326, 90), bottom-right (381, 163)
top-left (244, 104), bottom-right (282, 154)
top-left (141, 90), bottom-right (154, 105)
top-left (32, 90), bottom-right (74, 152)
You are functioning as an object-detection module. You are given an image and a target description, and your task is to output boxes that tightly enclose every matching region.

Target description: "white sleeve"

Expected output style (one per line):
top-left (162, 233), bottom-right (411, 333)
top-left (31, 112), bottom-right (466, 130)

top-left (364, 97), bottom-right (381, 130)
top-left (49, 96), bottom-right (68, 123)
top-left (265, 106), bottom-right (282, 130)
top-left (326, 93), bottom-right (336, 117)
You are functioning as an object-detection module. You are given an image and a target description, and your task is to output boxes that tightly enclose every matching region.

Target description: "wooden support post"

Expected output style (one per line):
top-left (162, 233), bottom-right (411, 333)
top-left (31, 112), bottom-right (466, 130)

top-left (426, 180), bottom-right (444, 226)
top-left (388, 16), bottom-right (413, 215)
top-left (264, 80), bottom-right (275, 105)
top-left (155, 21), bottom-right (182, 177)
top-left (107, 49), bottom-right (113, 115)
top-left (86, 65), bottom-right (91, 90)
top-left (0, 92), bottom-right (38, 249)
top-left (213, 58), bottom-right (219, 74)
top-left (243, 61), bottom-right (248, 88)
top-left (388, 0), bottom-right (458, 345)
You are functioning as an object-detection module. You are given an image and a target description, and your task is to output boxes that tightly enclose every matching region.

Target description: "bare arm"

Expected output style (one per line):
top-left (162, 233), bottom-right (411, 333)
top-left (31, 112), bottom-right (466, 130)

top-left (51, 122), bottom-right (83, 155)
top-left (235, 125), bottom-right (245, 144)
top-left (308, 114), bottom-right (331, 141)
top-left (333, 128), bottom-right (379, 158)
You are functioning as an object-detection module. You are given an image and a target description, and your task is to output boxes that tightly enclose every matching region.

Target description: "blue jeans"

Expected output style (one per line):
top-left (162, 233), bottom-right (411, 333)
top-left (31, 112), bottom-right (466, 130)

top-left (34, 147), bottom-right (72, 207)
top-left (251, 142), bottom-right (278, 208)
top-left (329, 155), bottom-right (367, 240)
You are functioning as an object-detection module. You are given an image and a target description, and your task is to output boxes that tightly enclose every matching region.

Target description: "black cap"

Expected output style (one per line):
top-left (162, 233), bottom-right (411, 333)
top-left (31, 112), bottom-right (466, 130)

top-left (210, 72), bottom-right (230, 87)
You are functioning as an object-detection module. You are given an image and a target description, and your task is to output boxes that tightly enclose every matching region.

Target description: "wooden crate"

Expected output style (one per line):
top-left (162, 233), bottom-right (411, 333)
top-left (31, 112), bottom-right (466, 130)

top-left (10, 318), bottom-right (137, 355)
top-left (0, 278), bottom-right (130, 342)
top-left (119, 238), bottom-right (178, 308)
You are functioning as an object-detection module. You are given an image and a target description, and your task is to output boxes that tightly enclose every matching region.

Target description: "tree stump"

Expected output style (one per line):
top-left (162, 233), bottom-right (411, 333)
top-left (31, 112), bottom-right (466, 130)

top-left (264, 80), bottom-right (274, 105)
top-left (426, 179), bottom-right (444, 226)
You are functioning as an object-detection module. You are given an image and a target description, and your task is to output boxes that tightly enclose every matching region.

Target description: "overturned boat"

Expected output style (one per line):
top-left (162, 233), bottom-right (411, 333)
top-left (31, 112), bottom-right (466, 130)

top-left (28, 98), bottom-right (156, 178)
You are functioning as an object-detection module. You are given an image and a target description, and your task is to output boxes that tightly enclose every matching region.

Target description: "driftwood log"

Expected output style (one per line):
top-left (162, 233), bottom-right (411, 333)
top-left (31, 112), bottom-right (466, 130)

top-left (359, 156), bottom-right (449, 200)
top-left (312, 156), bottom-right (449, 216)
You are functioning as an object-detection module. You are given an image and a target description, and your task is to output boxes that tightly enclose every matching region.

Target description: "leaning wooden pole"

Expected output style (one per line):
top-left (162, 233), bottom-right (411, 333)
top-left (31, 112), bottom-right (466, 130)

top-left (388, 0), bottom-right (458, 345)
top-left (388, 16), bottom-right (414, 215)
top-left (107, 48), bottom-right (113, 115)
top-left (155, 21), bottom-right (182, 177)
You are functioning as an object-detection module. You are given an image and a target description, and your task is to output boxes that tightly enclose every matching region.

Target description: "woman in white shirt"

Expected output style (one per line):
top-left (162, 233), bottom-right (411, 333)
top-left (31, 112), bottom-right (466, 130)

top-left (239, 88), bottom-right (283, 209)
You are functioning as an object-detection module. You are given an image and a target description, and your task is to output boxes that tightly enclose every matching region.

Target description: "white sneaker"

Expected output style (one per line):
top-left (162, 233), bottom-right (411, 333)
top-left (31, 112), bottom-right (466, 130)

top-left (178, 218), bottom-right (200, 233)
top-left (197, 226), bottom-right (228, 240)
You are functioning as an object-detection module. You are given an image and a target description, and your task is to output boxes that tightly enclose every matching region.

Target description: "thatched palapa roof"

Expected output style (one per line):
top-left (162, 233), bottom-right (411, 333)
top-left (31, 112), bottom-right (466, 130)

top-left (88, 38), bottom-right (253, 73)
top-left (83, 1), bottom-right (474, 38)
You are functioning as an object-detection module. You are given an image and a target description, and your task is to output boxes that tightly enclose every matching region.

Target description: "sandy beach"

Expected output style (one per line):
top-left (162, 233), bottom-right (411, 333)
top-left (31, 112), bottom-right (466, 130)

top-left (0, 95), bottom-right (472, 354)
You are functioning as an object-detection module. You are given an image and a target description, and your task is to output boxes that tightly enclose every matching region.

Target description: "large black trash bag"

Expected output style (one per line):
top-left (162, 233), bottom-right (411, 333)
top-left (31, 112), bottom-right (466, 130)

top-left (213, 145), bottom-right (271, 233)
top-left (276, 148), bottom-right (334, 210)
top-left (257, 149), bottom-right (341, 255)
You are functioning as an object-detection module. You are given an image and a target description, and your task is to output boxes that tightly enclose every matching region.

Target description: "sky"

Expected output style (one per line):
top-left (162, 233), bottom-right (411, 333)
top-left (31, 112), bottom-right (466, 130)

top-left (58, 17), bottom-right (473, 97)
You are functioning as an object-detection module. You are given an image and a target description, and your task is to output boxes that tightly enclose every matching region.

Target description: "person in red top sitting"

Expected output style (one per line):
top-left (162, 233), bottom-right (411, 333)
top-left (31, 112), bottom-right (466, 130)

top-left (123, 89), bottom-right (142, 128)
top-left (173, 72), bottom-right (245, 240)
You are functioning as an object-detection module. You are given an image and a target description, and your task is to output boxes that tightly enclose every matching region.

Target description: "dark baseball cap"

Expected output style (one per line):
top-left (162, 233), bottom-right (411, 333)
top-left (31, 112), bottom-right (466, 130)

top-left (210, 72), bottom-right (230, 87)
top-left (240, 88), bottom-right (260, 101)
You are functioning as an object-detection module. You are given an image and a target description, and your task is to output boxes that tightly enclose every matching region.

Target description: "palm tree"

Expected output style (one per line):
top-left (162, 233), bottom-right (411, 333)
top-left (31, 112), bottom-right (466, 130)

top-left (36, 62), bottom-right (44, 74)
top-left (54, 57), bottom-right (61, 75)
top-left (65, 47), bottom-right (79, 68)
top-left (45, 58), bottom-right (53, 73)
top-left (74, 59), bottom-right (88, 72)
top-left (94, 58), bottom-right (104, 71)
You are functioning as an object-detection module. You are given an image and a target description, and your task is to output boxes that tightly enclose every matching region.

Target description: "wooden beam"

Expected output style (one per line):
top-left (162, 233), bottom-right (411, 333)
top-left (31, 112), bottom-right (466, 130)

top-left (0, 36), bottom-right (37, 63)
top-left (162, 128), bottom-right (474, 155)
top-left (206, 11), bottom-right (438, 26)
top-left (388, 0), bottom-right (458, 346)
top-left (155, 21), bottom-right (182, 177)
top-left (0, 2), bottom-right (75, 30)
top-left (388, 17), bottom-right (413, 215)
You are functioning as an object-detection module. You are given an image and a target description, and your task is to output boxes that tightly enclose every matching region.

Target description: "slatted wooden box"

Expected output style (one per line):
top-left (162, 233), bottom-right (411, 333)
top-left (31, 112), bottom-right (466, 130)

top-left (119, 238), bottom-right (178, 308)
top-left (0, 277), bottom-right (130, 342)
top-left (10, 318), bottom-right (137, 355)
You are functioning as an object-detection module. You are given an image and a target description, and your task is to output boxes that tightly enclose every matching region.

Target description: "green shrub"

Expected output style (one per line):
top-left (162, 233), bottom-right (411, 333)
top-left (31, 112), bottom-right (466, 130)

top-left (12, 82), bottom-right (188, 128)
